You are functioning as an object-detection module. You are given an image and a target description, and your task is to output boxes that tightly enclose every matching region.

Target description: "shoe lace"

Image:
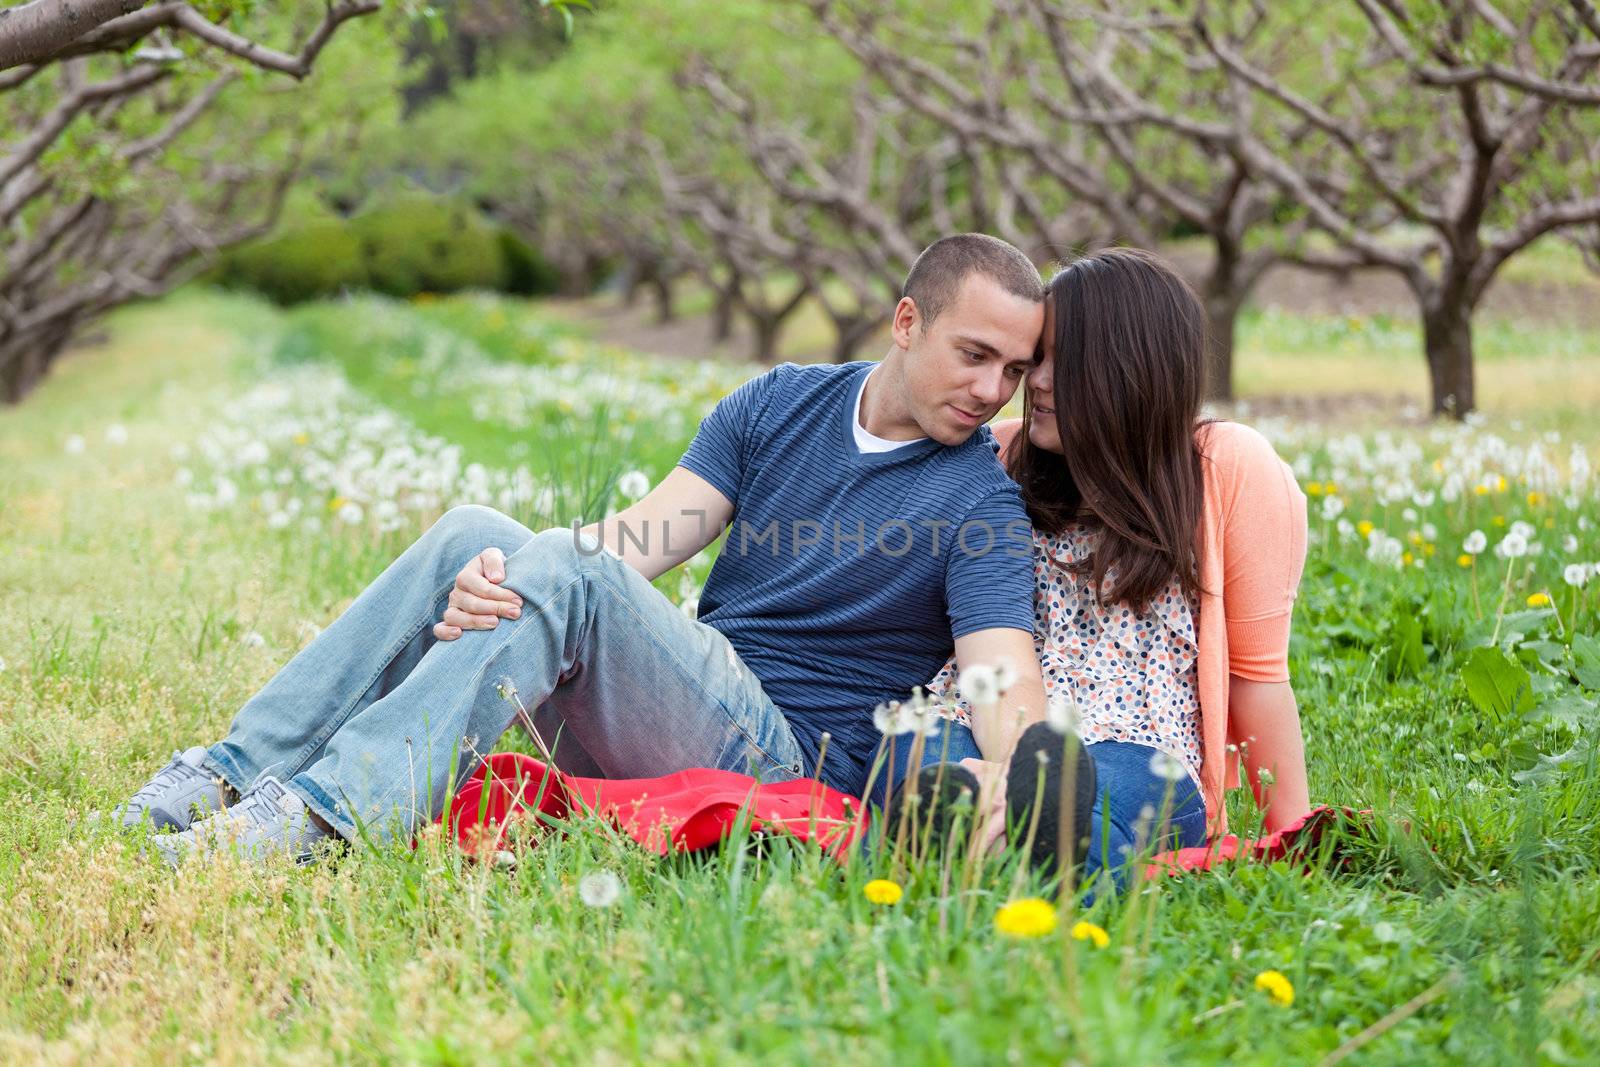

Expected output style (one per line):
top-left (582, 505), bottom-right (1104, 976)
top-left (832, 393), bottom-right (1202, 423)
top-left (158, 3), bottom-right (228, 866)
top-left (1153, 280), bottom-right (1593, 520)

top-left (233, 777), bottom-right (298, 823)
top-left (129, 751), bottom-right (205, 804)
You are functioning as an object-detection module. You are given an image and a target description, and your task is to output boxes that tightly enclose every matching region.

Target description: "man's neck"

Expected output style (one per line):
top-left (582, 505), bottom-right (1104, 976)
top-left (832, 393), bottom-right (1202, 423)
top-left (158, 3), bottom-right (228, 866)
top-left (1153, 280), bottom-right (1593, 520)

top-left (858, 352), bottom-right (925, 442)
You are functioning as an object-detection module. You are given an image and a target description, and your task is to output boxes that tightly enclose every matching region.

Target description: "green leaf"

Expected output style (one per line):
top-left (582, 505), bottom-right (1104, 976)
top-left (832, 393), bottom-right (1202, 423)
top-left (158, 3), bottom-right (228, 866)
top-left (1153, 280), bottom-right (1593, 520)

top-left (1461, 646), bottom-right (1535, 720)
top-left (1571, 633), bottom-right (1600, 691)
top-left (1384, 611), bottom-right (1427, 679)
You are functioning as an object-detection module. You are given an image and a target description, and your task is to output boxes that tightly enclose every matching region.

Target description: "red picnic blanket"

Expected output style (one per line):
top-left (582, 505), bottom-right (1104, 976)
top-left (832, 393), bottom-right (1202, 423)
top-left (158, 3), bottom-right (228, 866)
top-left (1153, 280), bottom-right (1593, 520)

top-left (440, 753), bottom-right (865, 859)
top-left (440, 754), bottom-right (1362, 876)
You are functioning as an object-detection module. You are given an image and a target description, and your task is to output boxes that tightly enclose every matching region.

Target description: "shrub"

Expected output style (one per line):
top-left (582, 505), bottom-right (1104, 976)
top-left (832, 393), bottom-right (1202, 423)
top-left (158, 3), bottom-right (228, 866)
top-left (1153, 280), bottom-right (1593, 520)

top-left (213, 191), bottom-right (562, 303)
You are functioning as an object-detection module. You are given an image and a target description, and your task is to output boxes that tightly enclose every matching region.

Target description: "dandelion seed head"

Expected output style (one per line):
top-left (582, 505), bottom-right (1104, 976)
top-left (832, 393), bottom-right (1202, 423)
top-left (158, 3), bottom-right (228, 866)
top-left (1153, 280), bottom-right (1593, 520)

top-left (1148, 751), bottom-right (1187, 783)
top-left (578, 870), bottom-right (623, 908)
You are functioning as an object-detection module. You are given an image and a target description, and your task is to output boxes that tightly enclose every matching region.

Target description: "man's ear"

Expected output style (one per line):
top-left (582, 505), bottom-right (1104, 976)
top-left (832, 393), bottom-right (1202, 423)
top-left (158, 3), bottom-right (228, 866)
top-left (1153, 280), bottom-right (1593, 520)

top-left (890, 296), bottom-right (920, 351)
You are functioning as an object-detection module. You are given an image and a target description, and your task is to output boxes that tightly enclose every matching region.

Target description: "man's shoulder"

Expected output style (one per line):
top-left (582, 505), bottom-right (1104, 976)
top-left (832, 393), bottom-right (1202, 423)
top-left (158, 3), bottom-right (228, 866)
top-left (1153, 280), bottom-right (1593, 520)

top-left (762, 360), bottom-right (871, 393)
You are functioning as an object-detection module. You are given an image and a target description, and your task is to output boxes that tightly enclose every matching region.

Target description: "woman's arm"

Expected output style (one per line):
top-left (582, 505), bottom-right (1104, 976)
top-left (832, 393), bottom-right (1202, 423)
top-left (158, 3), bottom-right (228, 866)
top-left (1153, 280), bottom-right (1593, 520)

top-left (1229, 676), bottom-right (1310, 833)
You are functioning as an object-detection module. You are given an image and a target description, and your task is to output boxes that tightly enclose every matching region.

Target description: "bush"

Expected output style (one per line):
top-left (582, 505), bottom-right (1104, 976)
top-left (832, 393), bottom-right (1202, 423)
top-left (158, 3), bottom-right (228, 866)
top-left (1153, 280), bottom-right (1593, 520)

top-left (214, 218), bottom-right (366, 305)
top-left (351, 194), bottom-right (508, 296)
top-left (213, 191), bottom-right (562, 303)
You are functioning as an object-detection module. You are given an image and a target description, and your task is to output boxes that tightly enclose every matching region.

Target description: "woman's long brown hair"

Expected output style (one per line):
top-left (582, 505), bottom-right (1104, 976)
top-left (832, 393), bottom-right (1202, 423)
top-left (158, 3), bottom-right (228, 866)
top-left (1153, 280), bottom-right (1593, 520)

top-left (1007, 248), bottom-right (1208, 612)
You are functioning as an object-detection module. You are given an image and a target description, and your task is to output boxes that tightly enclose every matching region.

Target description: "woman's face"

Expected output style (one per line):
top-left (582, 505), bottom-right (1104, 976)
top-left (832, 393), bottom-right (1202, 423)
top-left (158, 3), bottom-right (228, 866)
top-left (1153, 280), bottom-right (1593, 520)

top-left (1024, 296), bottom-right (1065, 455)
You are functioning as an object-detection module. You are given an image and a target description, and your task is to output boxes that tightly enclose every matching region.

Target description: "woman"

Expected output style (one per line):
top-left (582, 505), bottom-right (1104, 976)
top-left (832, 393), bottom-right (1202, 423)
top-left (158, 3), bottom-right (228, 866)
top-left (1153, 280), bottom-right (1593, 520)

top-left (914, 247), bottom-right (1310, 883)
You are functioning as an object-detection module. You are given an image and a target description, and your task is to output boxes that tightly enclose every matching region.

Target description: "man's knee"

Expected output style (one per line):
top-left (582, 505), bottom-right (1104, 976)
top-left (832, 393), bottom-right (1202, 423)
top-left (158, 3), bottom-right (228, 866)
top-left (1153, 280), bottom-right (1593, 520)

top-left (428, 504), bottom-right (530, 557)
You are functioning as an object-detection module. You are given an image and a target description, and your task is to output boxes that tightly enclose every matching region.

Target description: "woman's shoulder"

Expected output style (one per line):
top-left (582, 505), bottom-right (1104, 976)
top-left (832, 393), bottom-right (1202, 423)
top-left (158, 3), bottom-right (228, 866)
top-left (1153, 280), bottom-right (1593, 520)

top-left (1196, 421), bottom-right (1296, 491)
top-left (990, 418), bottom-right (1024, 456)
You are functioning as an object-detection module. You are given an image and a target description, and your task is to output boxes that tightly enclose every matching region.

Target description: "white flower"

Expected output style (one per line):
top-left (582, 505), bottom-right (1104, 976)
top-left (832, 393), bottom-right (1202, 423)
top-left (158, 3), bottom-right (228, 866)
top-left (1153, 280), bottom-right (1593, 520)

top-left (578, 870), bottom-right (623, 908)
top-left (241, 631), bottom-right (266, 649)
top-left (1496, 532), bottom-right (1528, 559)
top-left (267, 510), bottom-right (291, 530)
top-left (296, 621), bottom-right (322, 643)
top-left (0, 654), bottom-right (6, 673)
top-left (64, 435), bottom-right (85, 455)
top-left (1463, 530), bottom-right (1487, 555)
top-left (618, 470), bottom-right (650, 500)
top-left (872, 697), bottom-right (939, 737)
top-left (958, 664), bottom-right (1001, 708)
top-left (1257, 767), bottom-right (1277, 787)
top-left (680, 597), bottom-right (699, 620)
top-left (1562, 535), bottom-right (1579, 554)
top-left (336, 501), bottom-right (365, 525)
top-left (105, 424), bottom-right (128, 446)
top-left (1511, 520), bottom-right (1536, 540)
top-left (1045, 694), bottom-right (1081, 735)
top-left (1565, 564), bottom-right (1588, 588)
top-left (1320, 495), bottom-right (1345, 521)
top-left (1148, 751), bottom-right (1188, 783)
top-left (993, 658), bottom-right (1019, 695)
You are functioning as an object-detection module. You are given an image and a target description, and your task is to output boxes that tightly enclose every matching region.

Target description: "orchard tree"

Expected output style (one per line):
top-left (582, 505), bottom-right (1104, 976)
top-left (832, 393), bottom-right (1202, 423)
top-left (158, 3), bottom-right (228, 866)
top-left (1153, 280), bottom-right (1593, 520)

top-left (0, 3), bottom-right (385, 402)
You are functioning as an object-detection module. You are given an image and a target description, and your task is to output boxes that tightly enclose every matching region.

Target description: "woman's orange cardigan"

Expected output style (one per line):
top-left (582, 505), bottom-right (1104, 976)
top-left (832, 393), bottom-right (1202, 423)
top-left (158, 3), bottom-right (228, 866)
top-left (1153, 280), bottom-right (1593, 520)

top-left (991, 419), bottom-right (1308, 831)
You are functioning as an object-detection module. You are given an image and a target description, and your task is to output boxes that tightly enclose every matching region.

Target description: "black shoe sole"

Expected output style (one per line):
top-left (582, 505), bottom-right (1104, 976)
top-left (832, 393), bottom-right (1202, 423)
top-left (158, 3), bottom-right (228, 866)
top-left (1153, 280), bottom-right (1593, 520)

top-left (1005, 721), bottom-right (1097, 879)
top-left (884, 761), bottom-right (982, 853)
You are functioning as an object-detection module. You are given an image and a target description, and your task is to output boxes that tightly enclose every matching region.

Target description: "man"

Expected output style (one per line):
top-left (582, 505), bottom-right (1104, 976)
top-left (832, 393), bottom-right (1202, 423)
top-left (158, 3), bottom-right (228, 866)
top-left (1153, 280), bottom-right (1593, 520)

top-left (118, 233), bottom-right (1052, 864)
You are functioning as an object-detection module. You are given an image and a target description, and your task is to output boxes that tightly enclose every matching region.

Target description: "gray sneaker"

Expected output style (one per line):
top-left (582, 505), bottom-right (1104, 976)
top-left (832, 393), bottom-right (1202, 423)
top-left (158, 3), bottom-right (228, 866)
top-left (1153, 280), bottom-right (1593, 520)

top-left (112, 746), bottom-right (235, 832)
top-left (154, 776), bottom-right (335, 868)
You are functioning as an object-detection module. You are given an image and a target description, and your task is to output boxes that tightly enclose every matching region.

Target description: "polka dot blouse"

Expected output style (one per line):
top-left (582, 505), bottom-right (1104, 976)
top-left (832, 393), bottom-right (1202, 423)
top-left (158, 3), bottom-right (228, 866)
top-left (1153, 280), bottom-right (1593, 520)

top-left (927, 523), bottom-right (1204, 790)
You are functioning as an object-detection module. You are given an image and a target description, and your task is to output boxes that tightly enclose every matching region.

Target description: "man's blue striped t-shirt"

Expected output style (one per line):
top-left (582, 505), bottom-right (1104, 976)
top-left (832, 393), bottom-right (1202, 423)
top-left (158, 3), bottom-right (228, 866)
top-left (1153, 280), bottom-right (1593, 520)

top-left (677, 360), bottom-right (1035, 795)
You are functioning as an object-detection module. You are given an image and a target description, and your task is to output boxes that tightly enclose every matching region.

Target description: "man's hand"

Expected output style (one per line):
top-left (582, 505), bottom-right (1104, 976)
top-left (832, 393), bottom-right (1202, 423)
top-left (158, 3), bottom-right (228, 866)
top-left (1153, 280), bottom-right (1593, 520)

top-left (959, 756), bottom-right (1010, 854)
top-left (433, 547), bottom-right (523, 641)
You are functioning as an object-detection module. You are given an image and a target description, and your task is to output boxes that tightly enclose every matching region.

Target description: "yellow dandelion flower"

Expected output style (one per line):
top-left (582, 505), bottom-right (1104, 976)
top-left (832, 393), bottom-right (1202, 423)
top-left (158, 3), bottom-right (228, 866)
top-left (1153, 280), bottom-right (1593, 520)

top-left (1324, 482), bottom-right (1338, 495)
top-left (1458, 554), bottom-right (1474, 568)
top-left (1070, 920), bottom-right (1110, 949)
top-left (1423, 544), bottom-right (1436, 557)
top-left (1305, 481), bottom-right (1323, 497)
top-left (863, 879), bottom-right (903, 905)
top-left (1407, 531), bottom-right (1424, 546)
top-left (1474, 485), bottom-right (1490, 497)
top-left (1254, 969), bottom-right (1295, 1007)
top-left (1496, 475), bottom-right (1507, 492)
top-left (1543, 517), bottom-right (1555, 529)
top-left (327, 496), bottom-right (347, 513)
top-left (1492, 515), bottom-right (1506, 527)
top-left (1526, 491), bottom-right (1545, 508)
top-left (292, 432), bottom-right (310, 446)
top-left (1357, 520), bottom-right (1375, 538)
top-left (1402, 551), bottom-right (1415, 566)
top-left (1527, 592), bottom-right (1551, 608)
top-left (994, 898), bottom-right (1058, 938)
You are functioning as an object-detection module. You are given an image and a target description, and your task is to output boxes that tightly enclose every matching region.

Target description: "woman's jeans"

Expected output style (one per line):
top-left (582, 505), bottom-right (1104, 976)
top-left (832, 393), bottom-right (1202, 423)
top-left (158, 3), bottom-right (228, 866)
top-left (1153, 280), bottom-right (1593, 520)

top-left (202, 505), bottom-right (807, 843)
top-left (882, 723), bottom-right (1208, 886)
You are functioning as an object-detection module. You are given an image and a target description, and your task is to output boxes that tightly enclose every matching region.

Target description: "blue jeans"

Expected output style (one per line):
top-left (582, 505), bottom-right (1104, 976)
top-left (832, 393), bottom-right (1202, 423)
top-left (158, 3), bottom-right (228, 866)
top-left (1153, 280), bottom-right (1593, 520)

top-left (867, 716), bottom-right (984, 809)
top-left (871, 723), bottom-right (1207, 884)
top-left (1081, 740), bottom-right (1208, 888)
top-left (203, 505), bottom-right (805, 843)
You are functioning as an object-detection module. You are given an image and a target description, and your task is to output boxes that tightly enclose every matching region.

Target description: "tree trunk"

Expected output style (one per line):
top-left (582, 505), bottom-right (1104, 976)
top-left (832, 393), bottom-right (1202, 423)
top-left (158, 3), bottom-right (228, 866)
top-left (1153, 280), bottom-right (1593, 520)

top-left (2, 340), bottom-right (48, 405)
top-left (1422, 299), bottom-right (1475, 419)
top-left (829, 315), bottom-right (881, 364)
top-left (1201, 239), bottom-right (1246, 403)
top-left (1202, 292), bottom-right (1240, 403)
top-left (750, 313), bottom-right (782, 364)
top-left (711, 284), bottom-right (738, 342)
top-left (650, 274), bottom-right (675, 324)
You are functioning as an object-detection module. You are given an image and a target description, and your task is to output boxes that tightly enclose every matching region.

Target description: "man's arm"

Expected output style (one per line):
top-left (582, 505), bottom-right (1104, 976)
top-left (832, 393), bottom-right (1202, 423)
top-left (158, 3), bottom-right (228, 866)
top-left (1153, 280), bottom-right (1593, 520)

top-left (433, 467), bottom-right (733, 640)
top-left (952, 626), bottom-right (1046, 764)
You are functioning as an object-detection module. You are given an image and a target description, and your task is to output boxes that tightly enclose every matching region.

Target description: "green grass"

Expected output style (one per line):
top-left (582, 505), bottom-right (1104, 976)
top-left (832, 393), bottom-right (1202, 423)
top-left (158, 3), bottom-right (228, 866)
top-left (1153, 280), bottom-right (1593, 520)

top-left (2, 289), bottom-right (1599, 1063)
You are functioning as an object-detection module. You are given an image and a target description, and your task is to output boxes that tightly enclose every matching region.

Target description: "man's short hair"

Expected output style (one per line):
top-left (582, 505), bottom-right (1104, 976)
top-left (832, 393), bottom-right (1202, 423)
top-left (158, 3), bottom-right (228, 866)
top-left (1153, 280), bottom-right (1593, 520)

top-left (901, 233), bottom-right (1044, 330)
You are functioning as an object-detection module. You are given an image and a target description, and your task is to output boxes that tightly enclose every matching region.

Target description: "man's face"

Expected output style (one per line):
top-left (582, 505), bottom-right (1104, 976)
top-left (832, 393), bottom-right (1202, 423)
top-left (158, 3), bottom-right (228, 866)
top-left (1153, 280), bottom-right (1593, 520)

top-left (896, 273), bottom-right (1043, 445)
